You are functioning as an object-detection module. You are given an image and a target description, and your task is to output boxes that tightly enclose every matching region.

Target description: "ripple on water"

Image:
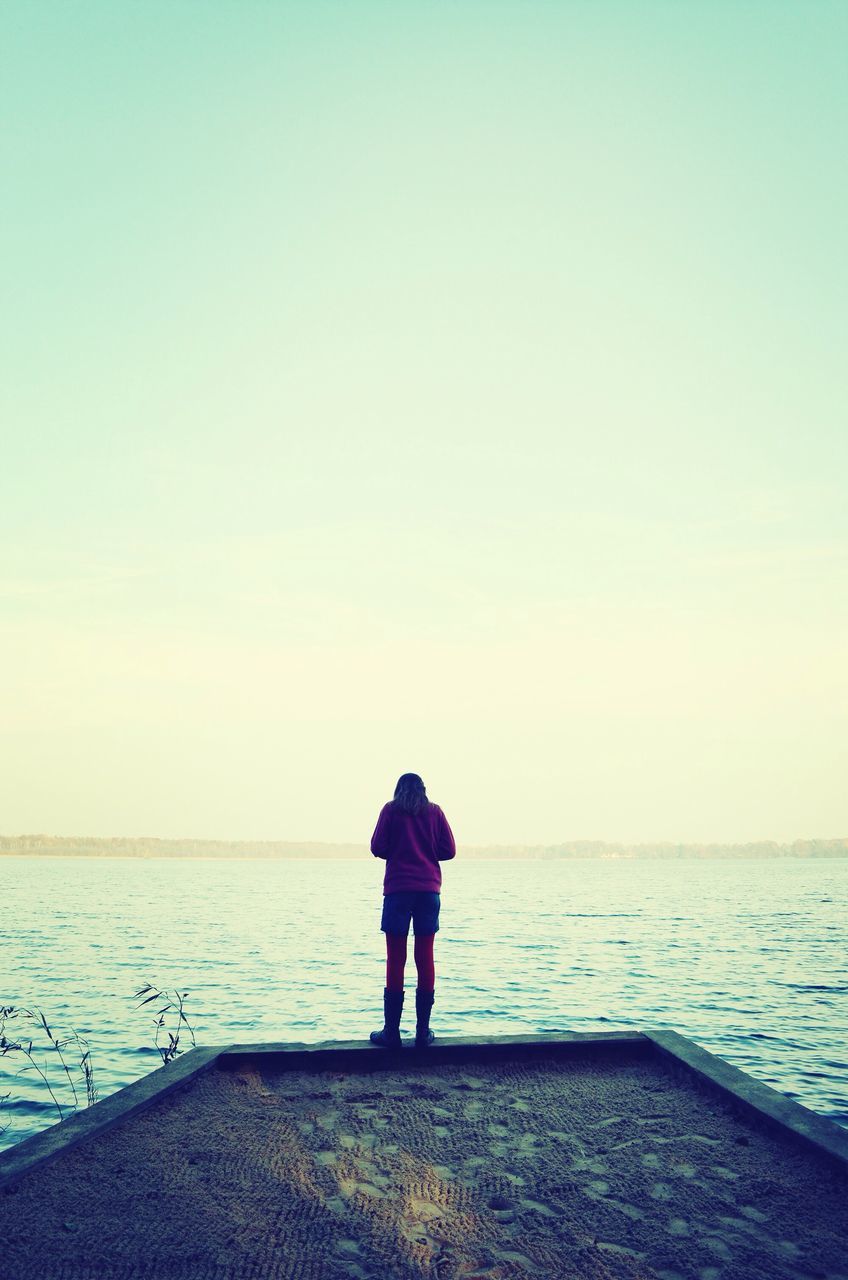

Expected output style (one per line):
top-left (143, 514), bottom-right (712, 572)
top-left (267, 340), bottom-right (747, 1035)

top-left (1, 855), bottom-right (846, 1153)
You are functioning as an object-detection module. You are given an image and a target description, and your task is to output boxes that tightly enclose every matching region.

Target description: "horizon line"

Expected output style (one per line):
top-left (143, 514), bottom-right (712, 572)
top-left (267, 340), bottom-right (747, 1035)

top-left (1, 833), bottom-right (845, 851)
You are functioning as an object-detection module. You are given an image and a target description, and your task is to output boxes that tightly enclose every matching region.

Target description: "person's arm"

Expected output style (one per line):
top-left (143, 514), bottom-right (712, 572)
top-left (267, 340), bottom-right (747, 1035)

top-left (370, 804), bottom-right (392, 859)
top-left (435, 807), bottom-right (456, 861)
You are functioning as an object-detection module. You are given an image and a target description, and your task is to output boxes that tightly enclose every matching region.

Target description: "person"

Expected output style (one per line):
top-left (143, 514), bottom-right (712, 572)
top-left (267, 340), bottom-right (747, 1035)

top-left (369, 772), bottom-right (456, 1049)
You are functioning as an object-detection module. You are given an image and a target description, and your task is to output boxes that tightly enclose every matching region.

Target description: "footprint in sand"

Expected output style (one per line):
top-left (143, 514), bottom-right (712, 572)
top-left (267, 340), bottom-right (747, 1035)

top-left (708, 1164), bottom-right (740, 1181)
top-left (500, 1140), bottom-right (541, 1163)
top-left (717, 1214), bottom-right (765, 1235)
top-left (520, 1197), bottom-right (558, 1218)
top-left (353, 1104), bottom-right (379, 1120)
top-left (353, 1181), bottom-right (385, 1199)
top-left (464, 1155), bottom-right (489, 1171)
top-left (408, 1196), bottom-right (445, 1222)
top-left (487, 1193), bottom-right (516, 1223)
top-left (408, 1083), bottom-right (445, 1101)
top-left (667, 1218), bottom-right (690, 1237)
top-left (590, 1114), bottom-right (627, 1129)
top-left (490, 1247), bottom-right (541, 1273)
top-left (703, 1237), bottom-right (732, 1260)
top-left (448, 1076), bottom-right (483, 1093)
top-left (402, 1228), bottom-right (428, 1248)
top-left (605, 1197), bottom-right (645, 1222)
top-left (547, 1129), bottom-right (580, 1145)
top-left (336, 1158), bottom-right (389, 1200)
top-left (595, 1241), bottom-right (644, 1261)
top-left (581, 1182), bottom-right (643, 1220)
top-left (334, 1238), bottom-right (363, 1257)
top-left (328, 1261), bottom-right (368, 1280)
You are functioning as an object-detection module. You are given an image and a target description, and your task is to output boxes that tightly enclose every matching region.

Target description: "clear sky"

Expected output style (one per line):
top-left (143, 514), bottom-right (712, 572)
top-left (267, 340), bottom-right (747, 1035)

top-left (2, 2), bottom-right (846, 845)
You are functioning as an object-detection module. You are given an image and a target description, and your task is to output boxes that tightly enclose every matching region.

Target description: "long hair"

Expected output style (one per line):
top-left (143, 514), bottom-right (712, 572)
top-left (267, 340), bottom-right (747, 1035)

top-left (393, 772), bottom-right (429, 815)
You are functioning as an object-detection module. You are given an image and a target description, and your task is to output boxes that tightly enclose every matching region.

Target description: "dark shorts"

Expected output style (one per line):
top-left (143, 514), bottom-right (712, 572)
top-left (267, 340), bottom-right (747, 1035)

top-left (381, 891), bottom-right (441, 937)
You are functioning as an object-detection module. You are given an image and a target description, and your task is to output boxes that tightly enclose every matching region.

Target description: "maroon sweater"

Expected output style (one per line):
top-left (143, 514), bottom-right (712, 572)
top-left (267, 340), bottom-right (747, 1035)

top-left (371, 801), bottom-right (456, 894)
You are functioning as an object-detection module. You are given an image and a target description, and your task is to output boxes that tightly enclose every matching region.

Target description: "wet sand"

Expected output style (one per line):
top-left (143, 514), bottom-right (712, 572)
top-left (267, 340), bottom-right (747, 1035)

top-left (1, 1051), bottom-right (846, 1279)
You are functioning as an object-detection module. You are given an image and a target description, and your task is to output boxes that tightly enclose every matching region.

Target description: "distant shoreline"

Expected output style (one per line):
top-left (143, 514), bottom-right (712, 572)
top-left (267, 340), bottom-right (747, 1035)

top-left (1, 836), bottom-right (846, 860)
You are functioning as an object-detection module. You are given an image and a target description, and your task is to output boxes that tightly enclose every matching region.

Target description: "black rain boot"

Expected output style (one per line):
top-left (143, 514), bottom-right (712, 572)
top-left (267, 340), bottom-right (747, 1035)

top-left (370, 988), bottom-right (404, 1049)
top-left (415, 989), bottom-right (435, 1048)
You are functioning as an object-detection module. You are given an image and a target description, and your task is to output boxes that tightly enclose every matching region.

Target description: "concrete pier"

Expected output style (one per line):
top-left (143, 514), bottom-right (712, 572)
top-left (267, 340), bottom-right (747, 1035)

top-left (1, 1031), bottom-right (846, 1279)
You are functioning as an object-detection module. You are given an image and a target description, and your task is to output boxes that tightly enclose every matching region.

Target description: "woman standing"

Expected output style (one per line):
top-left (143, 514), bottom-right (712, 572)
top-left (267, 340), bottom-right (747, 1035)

top-left (369, 773), bottom-right (456, 1049)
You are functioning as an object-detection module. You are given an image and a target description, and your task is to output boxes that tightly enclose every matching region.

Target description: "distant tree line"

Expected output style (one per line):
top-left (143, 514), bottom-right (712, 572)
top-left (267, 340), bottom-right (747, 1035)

top-left (467, 839), bottom-right (848, 859)
top-left (0, 835), bottom-right (845, 859)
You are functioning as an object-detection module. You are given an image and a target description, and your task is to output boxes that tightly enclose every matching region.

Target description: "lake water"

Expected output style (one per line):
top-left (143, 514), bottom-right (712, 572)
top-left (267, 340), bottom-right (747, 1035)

top-left (1, 855), bottom-right (846, 1154)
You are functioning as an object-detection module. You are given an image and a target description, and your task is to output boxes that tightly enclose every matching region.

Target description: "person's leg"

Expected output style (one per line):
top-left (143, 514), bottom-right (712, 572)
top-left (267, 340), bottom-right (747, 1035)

top-left (371, 937), bottom-right (406, 1047)
top-left (413, 934), bottom-right (435, 991)
top-left (386, 933), bottom-right (408, 992)
top-left (413, 933), bottom-right (436, 1047)
top-left (409, 893), bottom-right (440, 1047)
top-left (372, 894), bottom-right (411, 1048)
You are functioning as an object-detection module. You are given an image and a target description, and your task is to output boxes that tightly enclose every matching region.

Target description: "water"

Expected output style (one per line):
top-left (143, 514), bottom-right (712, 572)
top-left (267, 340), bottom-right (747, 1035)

top-left (1, 855), bottom-right (846, 1153)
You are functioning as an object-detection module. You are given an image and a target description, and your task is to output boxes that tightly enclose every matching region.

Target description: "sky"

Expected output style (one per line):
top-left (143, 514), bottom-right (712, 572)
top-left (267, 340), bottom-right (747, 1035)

top-left (2, 2), bottom-right (846, 846)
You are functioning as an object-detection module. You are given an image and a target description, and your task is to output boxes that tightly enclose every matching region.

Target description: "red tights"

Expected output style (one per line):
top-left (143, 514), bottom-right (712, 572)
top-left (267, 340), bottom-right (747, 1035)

top-left (386, 933), bottom-right (435, 993)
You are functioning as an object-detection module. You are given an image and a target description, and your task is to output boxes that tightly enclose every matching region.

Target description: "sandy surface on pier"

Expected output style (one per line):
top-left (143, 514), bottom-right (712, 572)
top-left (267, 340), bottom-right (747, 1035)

top-left (1, 1051), bottom-right (846, 1280)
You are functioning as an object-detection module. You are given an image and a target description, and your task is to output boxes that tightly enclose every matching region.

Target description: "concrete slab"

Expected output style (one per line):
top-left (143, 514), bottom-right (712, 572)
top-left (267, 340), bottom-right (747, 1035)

top-left (0, 1034), bottom-right (846, 1279)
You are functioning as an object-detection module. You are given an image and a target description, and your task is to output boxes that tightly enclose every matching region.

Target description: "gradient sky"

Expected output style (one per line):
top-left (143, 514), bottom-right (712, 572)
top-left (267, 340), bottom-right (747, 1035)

top-left (2, 3), bottom-right (846, 845)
